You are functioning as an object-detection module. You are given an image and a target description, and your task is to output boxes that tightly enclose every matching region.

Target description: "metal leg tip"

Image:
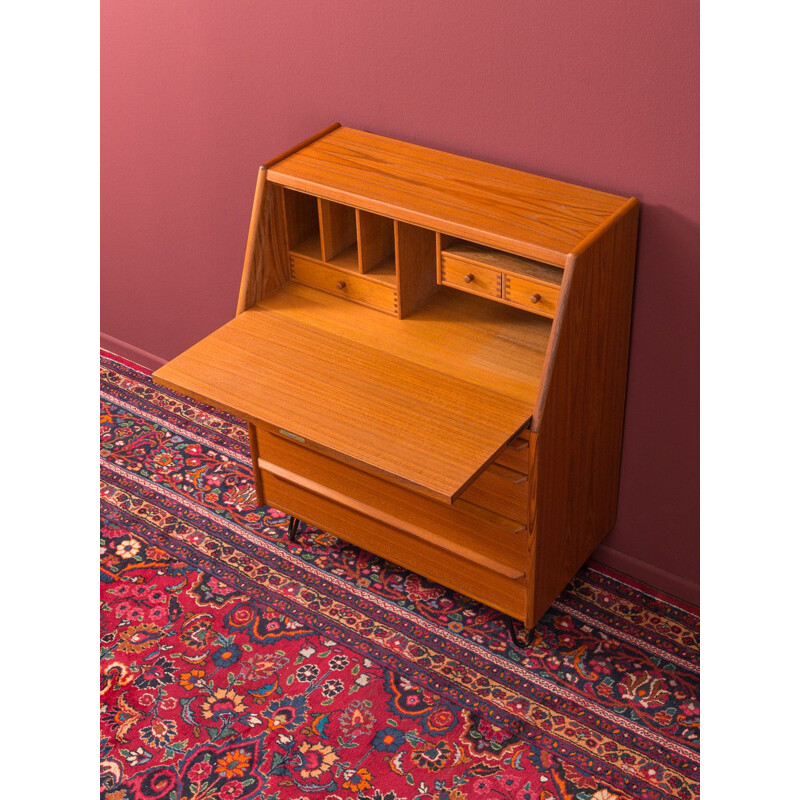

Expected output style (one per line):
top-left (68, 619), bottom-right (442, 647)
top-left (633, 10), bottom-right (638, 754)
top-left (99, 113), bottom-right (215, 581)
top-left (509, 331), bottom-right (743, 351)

top-left (507, 618), bottom-right (535, 648)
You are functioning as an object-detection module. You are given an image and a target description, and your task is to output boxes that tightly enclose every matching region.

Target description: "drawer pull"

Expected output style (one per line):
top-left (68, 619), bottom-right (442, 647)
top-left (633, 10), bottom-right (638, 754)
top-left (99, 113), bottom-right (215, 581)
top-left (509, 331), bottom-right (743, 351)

top-left (463, 273), bottom-right (475, 283)
top-left (529, 293), bottom-right (541, 304)
top-left (336, 280), bottom-right (347, 290)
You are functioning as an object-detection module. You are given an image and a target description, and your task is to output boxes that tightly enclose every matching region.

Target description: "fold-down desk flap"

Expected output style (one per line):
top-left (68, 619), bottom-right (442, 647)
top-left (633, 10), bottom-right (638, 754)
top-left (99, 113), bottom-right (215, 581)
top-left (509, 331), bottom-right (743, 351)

top-left (153, 308), bottom-right (532, 503)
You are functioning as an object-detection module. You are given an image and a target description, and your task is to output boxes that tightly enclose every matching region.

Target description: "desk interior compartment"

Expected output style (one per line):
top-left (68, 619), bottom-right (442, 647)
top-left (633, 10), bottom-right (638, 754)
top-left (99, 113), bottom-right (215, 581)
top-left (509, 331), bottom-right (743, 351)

top-left (283, 188), bottom-right (322, 260)
top-left (356, 209), bottom-right (396, 283)
top-left (318, 199), bottom-right (358, 267)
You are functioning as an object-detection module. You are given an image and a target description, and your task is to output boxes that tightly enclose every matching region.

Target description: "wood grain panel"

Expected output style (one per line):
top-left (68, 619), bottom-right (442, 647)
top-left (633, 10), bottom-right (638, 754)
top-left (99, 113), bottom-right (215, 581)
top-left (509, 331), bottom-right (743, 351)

top-left (153, 303), bottom-right (534, 503)
top-left (318, 199), bottom-right (357, 261)
top-left (461, 464), bottom-right (529, 524)
top-left (527, 199), bottom-right (639, 626)
top-left (235, 175), bottom-right (290, 314)
top-left (252, 283), bottom-right (550, 404)
top-left (267, 127), bottom-right (630, 266)
top-left (283, 188), bottom-right (320, 252)
top-left (357, 209), bottom-right (395, 273)
top-left (495, 434), bottom-right (531, 472)
top-left (395, 221), bottom-right (438, 318)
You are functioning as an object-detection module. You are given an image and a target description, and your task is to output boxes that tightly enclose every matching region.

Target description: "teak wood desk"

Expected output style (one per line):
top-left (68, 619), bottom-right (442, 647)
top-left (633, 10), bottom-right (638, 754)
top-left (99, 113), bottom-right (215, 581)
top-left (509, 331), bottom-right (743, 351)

top-left (154, 124), bottom-right (639, 644)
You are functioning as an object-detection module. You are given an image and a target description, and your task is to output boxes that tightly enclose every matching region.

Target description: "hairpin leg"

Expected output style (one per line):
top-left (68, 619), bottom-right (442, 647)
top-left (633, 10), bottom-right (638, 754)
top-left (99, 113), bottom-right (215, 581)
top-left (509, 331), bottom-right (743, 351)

top-left (287, 516), bottom-right (302, 542)
top-left (508, 618), bottom-right (535, 648)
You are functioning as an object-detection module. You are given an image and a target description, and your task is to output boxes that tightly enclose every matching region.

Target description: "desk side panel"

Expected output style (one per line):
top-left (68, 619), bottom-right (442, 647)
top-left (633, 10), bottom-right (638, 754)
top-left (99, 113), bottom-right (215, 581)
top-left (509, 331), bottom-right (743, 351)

top-left (237, 123), bottom-right (341, 314)
top-left (528, 201), bottom-right (639, 626)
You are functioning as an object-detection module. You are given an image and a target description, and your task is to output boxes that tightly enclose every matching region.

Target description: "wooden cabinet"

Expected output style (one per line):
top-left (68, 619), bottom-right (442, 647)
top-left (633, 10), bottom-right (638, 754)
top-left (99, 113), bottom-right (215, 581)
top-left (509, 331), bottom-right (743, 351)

top-left (153, 124), bottom-right (639, 636)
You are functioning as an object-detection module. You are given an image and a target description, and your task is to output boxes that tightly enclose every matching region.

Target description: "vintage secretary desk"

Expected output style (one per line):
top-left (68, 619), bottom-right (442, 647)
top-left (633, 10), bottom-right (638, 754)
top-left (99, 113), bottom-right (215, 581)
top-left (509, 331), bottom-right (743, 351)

top-left (153, 124), bottom-right (639, 645)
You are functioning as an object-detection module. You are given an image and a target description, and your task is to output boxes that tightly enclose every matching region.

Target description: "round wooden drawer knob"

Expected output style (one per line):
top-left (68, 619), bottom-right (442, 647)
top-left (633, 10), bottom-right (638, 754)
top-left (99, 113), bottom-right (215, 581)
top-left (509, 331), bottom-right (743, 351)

top-left (530, 293), bottom-right (541, 304)
top-left (464, 273), bottom-right (475, 283)
top-left (336, 280), bottom-right (347, 290)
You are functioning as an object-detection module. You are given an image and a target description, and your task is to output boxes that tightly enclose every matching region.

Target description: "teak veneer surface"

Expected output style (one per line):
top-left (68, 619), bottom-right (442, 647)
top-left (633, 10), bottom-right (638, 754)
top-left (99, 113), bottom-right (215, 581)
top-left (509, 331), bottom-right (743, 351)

top-left (154, 286), bottom-right (534, 503)
top-left (252, 282), bottom-right (549, 404)
top-left (267, 127), bottom-right (629, 266)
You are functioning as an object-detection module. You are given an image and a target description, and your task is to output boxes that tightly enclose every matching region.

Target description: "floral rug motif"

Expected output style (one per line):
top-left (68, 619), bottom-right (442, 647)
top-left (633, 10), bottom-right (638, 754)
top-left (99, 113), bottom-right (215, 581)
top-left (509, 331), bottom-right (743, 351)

top-left (100, 351), bottom-right (699, 800)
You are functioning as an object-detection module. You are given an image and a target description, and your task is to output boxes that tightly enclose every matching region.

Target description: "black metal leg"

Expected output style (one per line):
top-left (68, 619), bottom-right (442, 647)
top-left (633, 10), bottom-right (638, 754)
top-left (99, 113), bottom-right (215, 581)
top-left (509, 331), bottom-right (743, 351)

top-left (508, 618), bottom-right (535, 648)
top-left (287, 516), bottom-right (301, 542)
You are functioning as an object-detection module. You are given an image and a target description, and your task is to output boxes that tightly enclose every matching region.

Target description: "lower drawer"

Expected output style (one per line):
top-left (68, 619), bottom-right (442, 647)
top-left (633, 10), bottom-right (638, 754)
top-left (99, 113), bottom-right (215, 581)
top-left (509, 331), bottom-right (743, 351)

top-left (260, 467), bottom-right (526, 620)
top-left (255, 427), bottom-right (528, 620)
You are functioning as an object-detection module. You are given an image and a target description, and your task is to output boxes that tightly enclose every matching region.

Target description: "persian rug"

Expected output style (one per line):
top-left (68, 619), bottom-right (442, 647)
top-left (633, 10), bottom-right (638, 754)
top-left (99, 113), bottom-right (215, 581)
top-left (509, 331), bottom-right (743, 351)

top-left (100, 350), bottom-right (699, 800)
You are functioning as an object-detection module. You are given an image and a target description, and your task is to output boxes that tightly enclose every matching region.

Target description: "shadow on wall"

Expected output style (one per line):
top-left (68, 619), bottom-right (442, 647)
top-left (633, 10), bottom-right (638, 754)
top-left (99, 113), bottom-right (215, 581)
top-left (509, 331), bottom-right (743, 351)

top-left (598, 202), bottom-right (699, 602)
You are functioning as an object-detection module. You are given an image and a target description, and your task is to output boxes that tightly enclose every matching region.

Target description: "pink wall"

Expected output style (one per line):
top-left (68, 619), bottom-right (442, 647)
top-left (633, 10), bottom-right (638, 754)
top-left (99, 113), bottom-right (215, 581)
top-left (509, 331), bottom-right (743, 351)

top-left (101, 1), bottom-right (699, 601)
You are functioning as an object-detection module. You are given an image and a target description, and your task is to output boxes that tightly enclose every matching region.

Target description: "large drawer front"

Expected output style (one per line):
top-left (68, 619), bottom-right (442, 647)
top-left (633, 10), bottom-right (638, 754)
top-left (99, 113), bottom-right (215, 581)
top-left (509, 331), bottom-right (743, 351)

top-left (255, 426), bottom-right (527, 620)
top-left (291, 254), bottom-right (397, 314)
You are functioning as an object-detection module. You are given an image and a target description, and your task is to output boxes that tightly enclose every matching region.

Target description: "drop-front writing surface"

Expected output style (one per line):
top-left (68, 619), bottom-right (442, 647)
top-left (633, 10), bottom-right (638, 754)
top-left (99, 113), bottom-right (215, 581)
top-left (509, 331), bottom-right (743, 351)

top-left (153, 123), bottom-right (639, 629)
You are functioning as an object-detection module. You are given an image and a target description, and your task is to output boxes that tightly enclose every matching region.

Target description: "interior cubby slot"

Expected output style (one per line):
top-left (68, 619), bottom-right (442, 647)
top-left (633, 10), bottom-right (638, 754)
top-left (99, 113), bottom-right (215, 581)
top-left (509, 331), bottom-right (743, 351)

top-left (443, 239), bottom-right (563, 287)
top-left (357, 210), bottom-right (396, 283)
top-left (284, 189), bottom-right (321, 260)
top-left (318, 199), bottom-right (358, 267)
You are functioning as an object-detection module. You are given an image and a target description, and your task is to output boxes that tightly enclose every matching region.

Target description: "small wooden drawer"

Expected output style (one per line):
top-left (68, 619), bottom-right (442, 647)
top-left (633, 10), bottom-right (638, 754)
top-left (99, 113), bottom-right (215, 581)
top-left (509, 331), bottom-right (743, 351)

top-left (441, 253), bottom-right (502, 299)
top-left (461, 463), bottom-right (529, 525)
top-left (502, 274), bottom-right (559, 317)
top-left (291, 254), bottom-right (397, 314)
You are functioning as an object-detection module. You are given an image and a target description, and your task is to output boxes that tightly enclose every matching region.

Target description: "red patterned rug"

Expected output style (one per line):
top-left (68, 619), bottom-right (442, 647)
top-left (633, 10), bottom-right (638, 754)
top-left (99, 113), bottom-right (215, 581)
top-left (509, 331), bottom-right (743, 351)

top-left (100, 350), bottom-right (699, 800)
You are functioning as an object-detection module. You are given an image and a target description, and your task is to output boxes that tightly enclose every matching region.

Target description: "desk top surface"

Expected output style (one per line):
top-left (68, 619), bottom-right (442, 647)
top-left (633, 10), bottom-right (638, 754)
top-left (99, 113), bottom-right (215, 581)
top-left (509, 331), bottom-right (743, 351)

top-left (153, 285), bottom-right (539, 502)
top-left (267, 127), bottom-right (630, 266)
